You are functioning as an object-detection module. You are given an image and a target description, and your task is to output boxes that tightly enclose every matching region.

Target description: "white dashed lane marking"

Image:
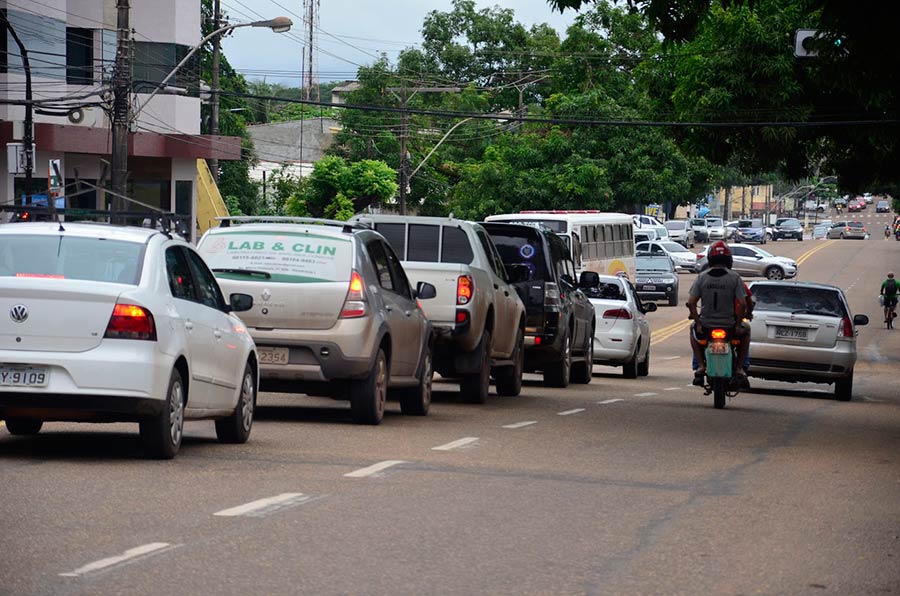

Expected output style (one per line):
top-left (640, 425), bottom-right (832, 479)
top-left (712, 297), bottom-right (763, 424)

top-left (214, 493), bottom-right (311, 517)
top-left (502, 421), bottom-right (538, 429)
top-left (60, 543), bottom-right (176, 578)
top-left (344, 460), bottom-right (406, 478)
top-left (598, 398), bottom-right (626, 405)
top-left (663, 387), bottom-right (681, 391)
top-left (432, 437), bottom-right (479, 451)
top-left (558, 408), bottom-right (586, 416)
top-left (634, 392), bottom-right (658, 397)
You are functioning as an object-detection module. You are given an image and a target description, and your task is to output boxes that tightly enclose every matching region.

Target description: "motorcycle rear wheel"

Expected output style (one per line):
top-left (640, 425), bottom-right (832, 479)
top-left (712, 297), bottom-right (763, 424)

top-left (711, 377), bottom-right (727, 409)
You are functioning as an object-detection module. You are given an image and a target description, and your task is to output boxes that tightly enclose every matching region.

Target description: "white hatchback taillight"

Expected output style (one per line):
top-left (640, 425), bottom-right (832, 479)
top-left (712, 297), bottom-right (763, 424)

top-left (603, 308), bottom-right (632, 320)
top-left (104, 304), bottom-right (157, 341)
top-left (340, 270), bottom-right (367, 319)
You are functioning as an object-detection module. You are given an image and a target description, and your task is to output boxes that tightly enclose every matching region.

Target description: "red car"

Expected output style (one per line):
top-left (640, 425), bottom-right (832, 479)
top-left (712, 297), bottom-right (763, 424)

top-left (848, 201), bottom-right (862, 212)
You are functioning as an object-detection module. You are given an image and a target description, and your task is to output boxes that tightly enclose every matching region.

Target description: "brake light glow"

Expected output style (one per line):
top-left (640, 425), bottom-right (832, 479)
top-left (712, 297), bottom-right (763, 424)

top-left (104, 303), bottom-right (157, 340)
top-left (340, 270), bottom-right (367, 318)
top-left (16, 273), bottom-right (65, 279)
top-left (710, 328), bottom-right (727, 340)
top-left (602, 308), bottom-right (632, 320)
top-left (838, 316), bottom-right (853, 338)
top-left (457, 275), bottom-right (473, 305)
top-left (456, 310), bottom-right (469, 325)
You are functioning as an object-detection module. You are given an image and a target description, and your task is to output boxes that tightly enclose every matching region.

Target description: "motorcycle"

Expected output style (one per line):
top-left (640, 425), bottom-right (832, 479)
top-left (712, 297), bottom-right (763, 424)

top-left (701, 326), bottom-right (743, 409)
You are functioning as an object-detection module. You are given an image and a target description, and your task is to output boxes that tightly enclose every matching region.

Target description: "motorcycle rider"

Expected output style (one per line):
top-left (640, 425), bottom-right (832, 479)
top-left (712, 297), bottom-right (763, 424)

top-left (687, 241), bottom-right (750, 386)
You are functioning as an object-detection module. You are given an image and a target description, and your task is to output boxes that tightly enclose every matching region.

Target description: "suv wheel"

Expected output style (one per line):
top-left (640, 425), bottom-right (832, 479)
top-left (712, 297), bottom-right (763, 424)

top-left (461, 330), bottom-right (491, 404)
top-left (140, 368), bottom-right (185, 460)
top-left (765, 266), bottom-right (785, 280)
top-left (544, 331), bottom-right (571, 388)
top-left (4, 418), bottom-right (43, 435)
top-left (351, 348), bottom-right (388, 424)
top-left (400, 346), bottom-right (433, 415)
top-left (495, 329), bottom-right (524, 397)
top-left (570, 333), bottom-right (593, 385)
top-left (215, 362), bottom-right (255, 443)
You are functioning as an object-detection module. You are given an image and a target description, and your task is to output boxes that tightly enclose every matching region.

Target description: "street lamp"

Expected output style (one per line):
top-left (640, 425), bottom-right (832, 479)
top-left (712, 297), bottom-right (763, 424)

top-left (133, 17), bottom-right (292, 117)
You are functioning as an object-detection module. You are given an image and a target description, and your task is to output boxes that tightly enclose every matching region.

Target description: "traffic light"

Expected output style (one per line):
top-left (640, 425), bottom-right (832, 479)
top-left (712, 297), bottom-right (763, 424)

top-left (794, 28), bottom-right (847, 57)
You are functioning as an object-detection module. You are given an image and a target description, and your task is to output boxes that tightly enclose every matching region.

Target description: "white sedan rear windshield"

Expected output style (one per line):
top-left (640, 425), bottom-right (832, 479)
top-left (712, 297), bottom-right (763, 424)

top-left (199, 231), bottom-right (352, 283)
top-left (0, 235), bottom-right (143, 283)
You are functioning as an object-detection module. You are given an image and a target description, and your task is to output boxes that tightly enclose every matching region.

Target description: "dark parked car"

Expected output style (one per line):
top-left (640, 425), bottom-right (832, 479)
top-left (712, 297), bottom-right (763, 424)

top-left (634, 252), bottom-right (679, 306)
top-left (773, 218), bottom-right (804, 241)
top-left (484, 223), bottom-right (596, 387)
top-left (733, 219), bottom-right (768, 244)
top-left (876, 200), bottom-right (890, 213)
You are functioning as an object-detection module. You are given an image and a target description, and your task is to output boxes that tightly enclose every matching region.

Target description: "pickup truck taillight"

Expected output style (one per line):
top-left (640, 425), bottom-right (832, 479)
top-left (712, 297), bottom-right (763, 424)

top-left (544, 282), bottom-right (560, 307)
top-left (457, 275), bottom-right (473, 305)
top-left (340, 270), bottom-right (367, 318)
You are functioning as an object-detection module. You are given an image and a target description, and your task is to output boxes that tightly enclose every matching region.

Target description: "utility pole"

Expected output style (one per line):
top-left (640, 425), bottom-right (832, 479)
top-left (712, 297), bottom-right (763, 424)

top-left (1, 13), bottom-right (34, 202)
top-left (110, 0), bottom-right (131, 217)
top-left (208, 0), bottom-right (221, 183)
top-left (387, 84), bottom-right (460, 215)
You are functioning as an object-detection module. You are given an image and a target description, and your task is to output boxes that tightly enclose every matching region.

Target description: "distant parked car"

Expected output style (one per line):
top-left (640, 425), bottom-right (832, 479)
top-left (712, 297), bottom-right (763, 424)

top-left (634, 240), bottom-right (698, 272)
top-left (634, 252), bottom-right (679, 306)
top-left (690, 218), bottom-right (710, 243)
top-left (773, 218), bottom-right (804, 241)
top-left (826, 221), bottom-right (867, 240)
top-left (876, 200), bottom-right (890, 213)
top-left (580, 272), bottom-right (656, 378)
top-left (733, 219), bottom-right (768, 244)
top-left (848, 200), bottom-right (862, 213)
top-left (663, 220), bottom-right (695, 247)
top-left (813, 220), bottom-right (834, 239)
top-left (705, 216), bottom-right (727, 241)
top-left (747, 281), bottom-right (869, 400)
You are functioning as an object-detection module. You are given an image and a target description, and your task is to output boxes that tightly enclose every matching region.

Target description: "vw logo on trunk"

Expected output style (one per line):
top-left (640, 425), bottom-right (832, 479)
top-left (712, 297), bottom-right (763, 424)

top-left (10, 304), bottom-right (28, 323)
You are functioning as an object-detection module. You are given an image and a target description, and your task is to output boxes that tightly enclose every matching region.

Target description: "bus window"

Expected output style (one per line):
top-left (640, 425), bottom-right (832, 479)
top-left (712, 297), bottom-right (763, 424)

top-left (571, 231), bottom-right (582, 269)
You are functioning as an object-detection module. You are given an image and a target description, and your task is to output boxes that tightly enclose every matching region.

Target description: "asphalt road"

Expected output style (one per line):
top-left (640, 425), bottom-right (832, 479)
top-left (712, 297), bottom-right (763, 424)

top-left (3, 218), bottom-right (900, 596)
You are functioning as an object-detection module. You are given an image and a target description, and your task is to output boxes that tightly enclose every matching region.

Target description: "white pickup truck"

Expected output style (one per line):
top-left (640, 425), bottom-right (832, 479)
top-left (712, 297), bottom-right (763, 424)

top-left (350, 215), bottom-right (526, 403)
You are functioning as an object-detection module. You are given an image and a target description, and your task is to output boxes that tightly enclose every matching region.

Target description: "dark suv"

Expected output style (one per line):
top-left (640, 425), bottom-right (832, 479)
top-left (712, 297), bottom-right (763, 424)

top-left (483, 223), bottom-right (596, 388)
top-left (773, 218), bottom-right (804, 241)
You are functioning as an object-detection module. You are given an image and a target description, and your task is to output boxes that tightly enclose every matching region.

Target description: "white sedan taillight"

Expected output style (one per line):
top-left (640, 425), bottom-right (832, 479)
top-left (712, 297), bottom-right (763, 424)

top-left (104, 304), bottom-right (157, 341)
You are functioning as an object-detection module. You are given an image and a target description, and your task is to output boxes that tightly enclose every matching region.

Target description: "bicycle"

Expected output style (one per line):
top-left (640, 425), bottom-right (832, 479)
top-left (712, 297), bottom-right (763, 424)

top-left (885, 299), bottom-right (897, 330)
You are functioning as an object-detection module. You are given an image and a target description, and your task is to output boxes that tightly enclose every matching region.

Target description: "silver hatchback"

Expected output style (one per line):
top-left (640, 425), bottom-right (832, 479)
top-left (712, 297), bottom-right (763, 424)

top-left (747, 281), bottom-right (869, 400)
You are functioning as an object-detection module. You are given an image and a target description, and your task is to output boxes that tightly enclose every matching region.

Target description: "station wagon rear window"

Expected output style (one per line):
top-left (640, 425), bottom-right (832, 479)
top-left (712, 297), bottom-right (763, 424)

top-left (0, 235), bottom-right (143, 283)
top-left (199, 231), bottom-right (352, 283)
top-left (752, 285), bottom-right (846, 318)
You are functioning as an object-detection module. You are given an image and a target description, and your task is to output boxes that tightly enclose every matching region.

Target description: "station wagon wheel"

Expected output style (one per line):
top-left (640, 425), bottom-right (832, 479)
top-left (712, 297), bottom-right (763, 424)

top-left (400, 346), bottom-right (433, 415)
top-left (140, 368), bottom-right (185, 459)
top-left (216, 362), bottom-right (256, 443)
top-left (351, 348), bottom-right (388, 424)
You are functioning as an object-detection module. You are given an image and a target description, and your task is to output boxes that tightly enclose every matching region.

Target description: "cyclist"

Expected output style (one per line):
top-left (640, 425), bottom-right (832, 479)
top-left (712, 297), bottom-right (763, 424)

top-left (886, 224), bottom-right (892, 240)
top-left (881, 272), bottom-right (899, 324)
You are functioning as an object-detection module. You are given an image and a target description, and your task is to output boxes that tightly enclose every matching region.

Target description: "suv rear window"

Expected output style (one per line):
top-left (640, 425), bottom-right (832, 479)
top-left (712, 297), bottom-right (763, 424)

top-left (488, 229), bottom-right (550, 281)
top-left (0, 235), bottom-right (143, 283)
top-left (199, 231), bottom-right (352, 283)
top-left (376, 223), bottom-right (474, 265)
top-left (753, 285), bottom-right (846, 318)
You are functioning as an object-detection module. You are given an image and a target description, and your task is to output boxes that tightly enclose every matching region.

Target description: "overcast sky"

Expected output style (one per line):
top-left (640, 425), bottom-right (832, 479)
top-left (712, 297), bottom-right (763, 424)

top-left (220, 0), bottom-right (578, 86)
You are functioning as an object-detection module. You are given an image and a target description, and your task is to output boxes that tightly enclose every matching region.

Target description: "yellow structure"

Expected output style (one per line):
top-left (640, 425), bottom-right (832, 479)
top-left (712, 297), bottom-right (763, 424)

top-left (196, 158), bottom-right (230, 237)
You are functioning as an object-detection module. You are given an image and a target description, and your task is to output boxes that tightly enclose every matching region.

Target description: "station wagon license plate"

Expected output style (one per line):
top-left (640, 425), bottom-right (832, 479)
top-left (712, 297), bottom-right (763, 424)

top-left (0, 366), bottom-right (49, 387)
top-left (775, 327), bottom-right (808, 340)
top-left (258, 347), bottom-right (289, 365)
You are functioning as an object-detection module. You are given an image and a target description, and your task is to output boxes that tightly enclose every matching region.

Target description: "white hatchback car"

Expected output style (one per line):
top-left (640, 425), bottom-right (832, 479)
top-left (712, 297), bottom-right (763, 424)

top-left (0, 223), bottom-right (258, 459)
top-left (580, 272), bottom-right (656, 378)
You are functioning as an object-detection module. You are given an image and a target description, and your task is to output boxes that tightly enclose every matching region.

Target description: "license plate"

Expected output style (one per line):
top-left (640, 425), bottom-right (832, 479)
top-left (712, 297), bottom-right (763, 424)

top-left (643, 285), bottom-right (657, 291)
top-left (775, 327), bottom-right (808, 340)
top-left (258, 347), bottom-right (289, 365)
top-left (0, 366), bottom-right (49, 387)
top-left (707, 342), bottom-right (729, 355)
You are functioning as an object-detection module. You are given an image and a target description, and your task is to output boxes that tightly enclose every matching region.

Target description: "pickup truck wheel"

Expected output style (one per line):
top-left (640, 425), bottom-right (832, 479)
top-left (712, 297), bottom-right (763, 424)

top-left (461, 330), bottom-right (491, 404)
top-left (495, 329), bottom-right (523, 397)
top-left (544, 332), bottom-right (571, 388)
top-left (350, 348), bottom-right (388, 424)
top-left (399, 347), bottom-right (432, 415)
top-left (570, 334), bottom-right (593, 385)
top-left (4, 418), bottom-right (43, 435)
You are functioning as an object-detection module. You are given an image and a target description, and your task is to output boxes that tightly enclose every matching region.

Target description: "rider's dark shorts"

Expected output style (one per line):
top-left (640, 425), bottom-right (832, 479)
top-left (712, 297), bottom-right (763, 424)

top-left (886, 296), bottom-right (899, 308)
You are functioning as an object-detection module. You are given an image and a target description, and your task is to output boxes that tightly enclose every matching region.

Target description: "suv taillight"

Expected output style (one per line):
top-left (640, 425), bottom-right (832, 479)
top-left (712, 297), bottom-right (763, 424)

top-left (104, 303), bottom-right (157, 340)
top-left (544, 282), bottom-right (560, 307)
top-left (838, 316), bottom-right (853, 339)
top-left (340, 270), bottom-right (367, 318)
top-left (457, 275), bottom-right (474, 305)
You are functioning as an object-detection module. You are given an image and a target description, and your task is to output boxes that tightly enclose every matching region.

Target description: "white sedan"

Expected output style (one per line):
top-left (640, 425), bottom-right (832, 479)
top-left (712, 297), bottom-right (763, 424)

top-left (635, 240), bottom-right (699, 272)
top-left (581, 273), bottom-right (655, 378)
top-left (0, 223), bottom-right (258, 459)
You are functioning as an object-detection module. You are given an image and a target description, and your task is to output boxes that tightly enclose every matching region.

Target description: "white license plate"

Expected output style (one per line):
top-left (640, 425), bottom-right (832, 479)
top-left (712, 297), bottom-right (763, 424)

top-left (0, 366), bottom-right (49, 387)
top-left (707, 342), bottom-right (730, 355)
top-left (643, 285), bottom-right (657, 291)
top-left (775, 327), bottom-right (808, 340)
top-left (258, 347), bottom-right (289, 365)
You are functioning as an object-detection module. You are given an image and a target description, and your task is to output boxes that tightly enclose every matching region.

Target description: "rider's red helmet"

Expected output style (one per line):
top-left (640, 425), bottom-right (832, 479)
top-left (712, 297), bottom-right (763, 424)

top-left (707, 240), bottom-right (733, 268)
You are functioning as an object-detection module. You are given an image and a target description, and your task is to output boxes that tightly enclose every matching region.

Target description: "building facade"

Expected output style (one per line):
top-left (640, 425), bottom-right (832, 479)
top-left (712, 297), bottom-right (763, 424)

top-left (1, 0), bottom-right (240, 235)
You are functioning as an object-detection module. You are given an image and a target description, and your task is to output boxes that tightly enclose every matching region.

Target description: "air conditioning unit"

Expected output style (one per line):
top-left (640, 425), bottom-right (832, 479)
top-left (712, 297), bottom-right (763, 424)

top-left (66, 107), bottom-right (98, 127)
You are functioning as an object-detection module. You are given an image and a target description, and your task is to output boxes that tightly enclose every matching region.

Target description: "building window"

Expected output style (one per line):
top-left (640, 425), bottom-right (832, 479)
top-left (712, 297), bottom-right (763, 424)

top-left (66, 28), bottom-right (93, 85)
top-left (175, 180), bottom-right (193, 215)
top-left (133, 41), bottom-right (199, 95)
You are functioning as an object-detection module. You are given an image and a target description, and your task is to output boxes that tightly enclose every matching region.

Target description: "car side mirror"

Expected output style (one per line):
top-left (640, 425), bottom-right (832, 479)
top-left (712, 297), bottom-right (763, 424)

top-left (229, 293), bottom-right (254, 313)
top-left (507, 264), bottom-right (530, 284)
top-left (560, 274), bottom-right (575, 288)
top-left (644, 302), bottom-right (658, 313)
top-left (853, 314), bottom-right (869, 326)
top-left (415, 281), bottom-right (437, 300)
top-left (579, 271), bottom-right (600, 289)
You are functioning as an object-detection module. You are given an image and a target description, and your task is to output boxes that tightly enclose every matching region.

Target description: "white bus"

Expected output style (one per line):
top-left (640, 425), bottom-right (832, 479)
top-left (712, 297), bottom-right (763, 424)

top-left (483, 210), bottom-right (636, 280)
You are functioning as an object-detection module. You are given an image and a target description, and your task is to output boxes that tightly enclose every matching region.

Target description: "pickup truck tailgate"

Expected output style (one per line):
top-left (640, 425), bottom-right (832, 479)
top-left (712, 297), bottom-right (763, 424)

top-left (401, 262), bottom-right (468, 326)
